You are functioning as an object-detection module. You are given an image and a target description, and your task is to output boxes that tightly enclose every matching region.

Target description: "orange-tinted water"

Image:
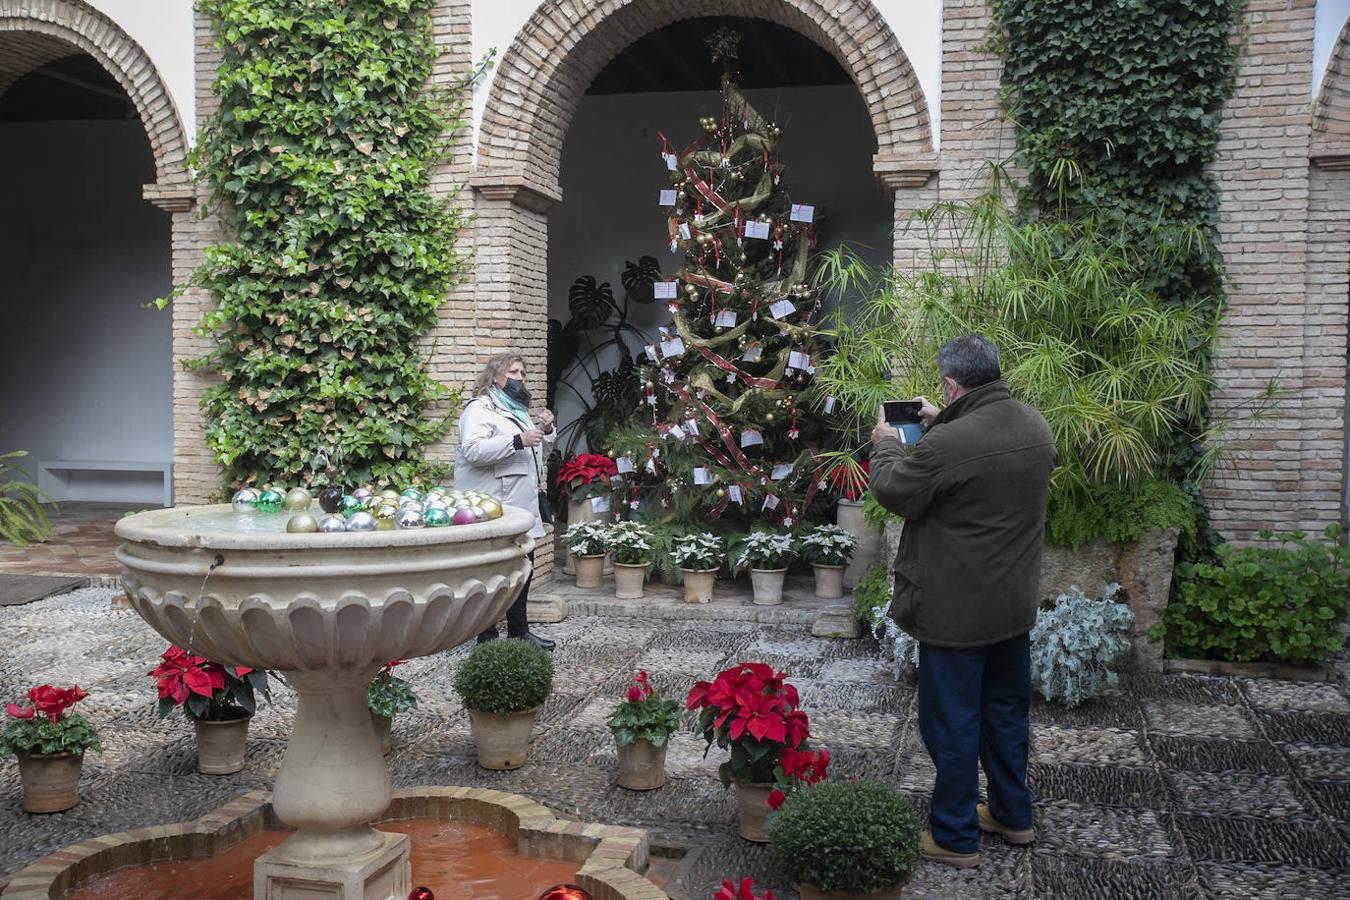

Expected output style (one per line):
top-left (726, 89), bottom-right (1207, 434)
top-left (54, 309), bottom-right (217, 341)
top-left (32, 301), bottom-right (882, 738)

top-left (64, 819), bottom-right (583, 900)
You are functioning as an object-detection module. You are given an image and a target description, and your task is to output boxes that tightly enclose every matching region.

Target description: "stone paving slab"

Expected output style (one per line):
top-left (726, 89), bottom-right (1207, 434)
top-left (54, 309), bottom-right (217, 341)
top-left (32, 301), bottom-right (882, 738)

top-left (1, 587), bottom-right (1348, 899)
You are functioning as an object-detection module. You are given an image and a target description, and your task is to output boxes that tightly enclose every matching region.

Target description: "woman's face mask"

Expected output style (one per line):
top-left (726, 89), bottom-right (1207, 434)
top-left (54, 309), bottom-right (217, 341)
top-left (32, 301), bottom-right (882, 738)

top-left (502, 377), bottom-right (531, 406)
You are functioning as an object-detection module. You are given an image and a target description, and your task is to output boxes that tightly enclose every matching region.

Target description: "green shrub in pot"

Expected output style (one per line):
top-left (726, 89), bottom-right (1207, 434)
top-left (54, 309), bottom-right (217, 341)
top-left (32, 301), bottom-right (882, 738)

top-left (454, 639), bottom-right (553, 715)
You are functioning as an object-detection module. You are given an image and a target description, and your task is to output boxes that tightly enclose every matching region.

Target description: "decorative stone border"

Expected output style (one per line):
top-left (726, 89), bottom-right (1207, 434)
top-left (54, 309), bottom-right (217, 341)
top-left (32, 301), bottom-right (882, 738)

top-left (1165, 658), bottom-right (1336, 683)
top-left (0, 787), bottom-right (667, 900)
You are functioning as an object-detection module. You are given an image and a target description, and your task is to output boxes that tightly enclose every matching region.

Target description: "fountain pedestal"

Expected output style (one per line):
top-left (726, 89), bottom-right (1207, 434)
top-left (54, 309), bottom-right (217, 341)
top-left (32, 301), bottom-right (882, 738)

top-left (115, 503), bottom-right (535, 900)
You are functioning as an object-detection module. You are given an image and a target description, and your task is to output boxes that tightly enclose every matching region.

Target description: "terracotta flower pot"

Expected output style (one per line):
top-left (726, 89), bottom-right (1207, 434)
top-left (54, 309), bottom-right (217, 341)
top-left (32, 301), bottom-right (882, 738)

top-left (750, 567), bottom-right (788, 605)
top-left (468, 705), bottom-right (541, 770)
top-left (193, 714), bottom-right (251, 775)
top-left (615, 737), bottom-right (668, 790)
top-left (15, 751), bottom-right (84, 813)
top-left (734, 780), bottom-right (775, 842)
top-left (371, 711), bottom-right (393, 756)
top-left (613, 561), bottom-right (647, 599)
top-left (798, 883), bottom-right (906, 900)
top-left (574, 554), bottom-right (605, 588)
top-left (813, 563), bottom-right (846, 599)
top-left (681, 568), bottom-right (717, 603)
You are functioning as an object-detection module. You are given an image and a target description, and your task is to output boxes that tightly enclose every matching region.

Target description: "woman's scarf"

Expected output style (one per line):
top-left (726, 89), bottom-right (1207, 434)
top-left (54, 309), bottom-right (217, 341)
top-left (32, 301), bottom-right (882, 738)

top-left (488, 386), bottom-right (532, 430)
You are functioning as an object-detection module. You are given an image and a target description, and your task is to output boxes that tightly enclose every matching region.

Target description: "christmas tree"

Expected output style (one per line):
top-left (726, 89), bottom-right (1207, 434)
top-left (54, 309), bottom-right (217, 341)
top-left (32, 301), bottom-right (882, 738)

top-left (607, 29), bottom-right (831, 530)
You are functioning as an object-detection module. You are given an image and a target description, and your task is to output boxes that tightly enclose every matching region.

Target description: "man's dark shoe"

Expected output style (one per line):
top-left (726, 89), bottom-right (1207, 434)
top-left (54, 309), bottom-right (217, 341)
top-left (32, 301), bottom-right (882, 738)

top-left (476, 629), bottom-right (498, 644)
top-left (510, 630), bottom-right (555, 651)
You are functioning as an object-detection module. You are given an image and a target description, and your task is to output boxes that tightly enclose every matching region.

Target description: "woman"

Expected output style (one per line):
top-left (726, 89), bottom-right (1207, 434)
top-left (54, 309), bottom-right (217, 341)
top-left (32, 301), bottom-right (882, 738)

top-left (456, 353), bottom-right (557, 650)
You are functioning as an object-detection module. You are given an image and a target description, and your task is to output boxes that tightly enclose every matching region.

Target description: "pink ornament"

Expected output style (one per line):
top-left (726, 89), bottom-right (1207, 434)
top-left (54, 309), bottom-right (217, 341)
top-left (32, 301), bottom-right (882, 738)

top-left (451, 508), bottom-right (478, 526)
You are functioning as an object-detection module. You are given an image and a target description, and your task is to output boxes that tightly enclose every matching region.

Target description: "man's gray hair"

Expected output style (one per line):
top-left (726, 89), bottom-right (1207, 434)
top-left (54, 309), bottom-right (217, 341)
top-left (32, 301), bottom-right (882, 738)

top-left (937, 335), bottom-right (1001, 389)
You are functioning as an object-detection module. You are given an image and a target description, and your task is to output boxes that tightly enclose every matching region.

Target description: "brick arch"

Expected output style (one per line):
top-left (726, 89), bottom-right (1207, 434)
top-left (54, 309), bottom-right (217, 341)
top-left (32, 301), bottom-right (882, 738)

top-left (476, 0), bottom-right (932, 199)
top-left (0, 0), bottom-right (189, 191)
top-left (1313, 16), bottom-right (1350, 154)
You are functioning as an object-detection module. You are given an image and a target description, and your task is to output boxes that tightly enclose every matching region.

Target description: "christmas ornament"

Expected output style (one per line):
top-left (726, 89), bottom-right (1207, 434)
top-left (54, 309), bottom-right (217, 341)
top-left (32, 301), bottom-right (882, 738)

top-left (452, 508), bottom-right (478, 526)
top-left (539, 886), bottom-right (593, 900)
top-left (346, 511), bottom-right (378, 532)
top-left (395, 508), bottom-right (425, 529)
top-left (378, 488), bottom-right (401, 502)
top-left (408, 889), bottom-right (434, 900)
top-left (286, 513), bottom-right (320, 533)
top-left (231, 488), bottom-right (261, 512)
top-left (283, 487), bottom-right (313, 511)
top-left (318, 514), bottom-right (348, 533)
top-left (339, 494), bottom-right (365, 517)
top-left (400, 488), bottom-right (423, 502)
top-left (318, 484), bottom-right (346, 514)
top-left (399, 500), bottom-right (424, 514)
top-left (478, 498), bottom-right (504, 520)
top-left (352, 486), bottom-right (374, 502)
top-left (424, 506), bottom-right (451, 527)
top-left (469, 506), bottom-right (489, 522)
top-left (372, 504), bottom-right (398, 528)
top-left (256, 489), bottom-right (285, 513)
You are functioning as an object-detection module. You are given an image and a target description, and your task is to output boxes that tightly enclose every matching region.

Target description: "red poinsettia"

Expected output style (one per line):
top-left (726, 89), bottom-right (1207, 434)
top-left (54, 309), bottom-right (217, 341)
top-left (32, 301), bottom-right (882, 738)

top-left (148, 645), bottom-right (270, 722)
top-left (5, 684), bottom-right (88, 724)
top-left (687, 662), bottom-right (821, 788)
top-left (824, 460), bottom-right (869, 502)
top-left (715, 877), bottom-right (775, 900)
top-left (556, 454), bottom-right (619, 499)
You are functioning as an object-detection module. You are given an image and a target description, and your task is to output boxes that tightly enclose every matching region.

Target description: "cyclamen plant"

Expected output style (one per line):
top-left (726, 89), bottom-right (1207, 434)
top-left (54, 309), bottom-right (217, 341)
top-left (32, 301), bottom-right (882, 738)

top-left (797, 524), bottom-right (858, 567)
top-left (565, 521), bottom-right (609, 557)
top-left (149, 645), bottom-right (272, 721)
top-left (670, 531), bottom-right (724, 571)
top-left (716, 878), bottom-right (775, 900)
top-left (1, 685), bottom-right (101, 757)
top-left (367, 660), bottom-right (418, 718)
top-left (732, 531), bottom-right (795, 572)
top-left (606, 521), bottom-right (654, 565)
top-left (606, 671), bottom-right (681, 747)
top-left (556, 454), bottom-right (618, 502)
top-left (687, 662), bottom-right (823, 789)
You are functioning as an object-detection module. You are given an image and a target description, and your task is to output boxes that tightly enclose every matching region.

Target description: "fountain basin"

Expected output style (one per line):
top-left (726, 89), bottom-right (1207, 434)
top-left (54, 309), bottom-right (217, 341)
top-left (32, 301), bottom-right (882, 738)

top-left (0, 788), bottom-right (668, 900)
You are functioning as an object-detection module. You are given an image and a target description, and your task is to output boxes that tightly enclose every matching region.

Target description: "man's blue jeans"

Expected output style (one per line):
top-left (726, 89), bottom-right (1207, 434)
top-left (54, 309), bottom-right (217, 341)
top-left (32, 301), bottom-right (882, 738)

top-left (917, 632), bottom-right (1032, 853)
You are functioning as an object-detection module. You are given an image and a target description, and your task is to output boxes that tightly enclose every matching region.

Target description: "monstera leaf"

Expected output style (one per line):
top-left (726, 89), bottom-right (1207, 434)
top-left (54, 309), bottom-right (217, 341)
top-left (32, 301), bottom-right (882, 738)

top-left (568, 275), bottom-right (617, 329)
top-left (546, 318), bottom-right (580, 408)
top-left (584, 356), bottom-right (642, 449)
top-left (622, 255), bottom-right (663, 304)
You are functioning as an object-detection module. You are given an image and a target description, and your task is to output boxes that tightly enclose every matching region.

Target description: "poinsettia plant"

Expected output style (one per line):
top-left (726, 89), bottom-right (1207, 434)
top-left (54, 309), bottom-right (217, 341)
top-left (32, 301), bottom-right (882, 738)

top-left (149, 645), bottom-right (272, 722)
top-left (1, 685), bottom-right (101, 757)
top-left (557, 454), bottom-right (618, 502)
top-left (766, 745), bottom-right (832, 812)
top-left (687, 662), bottom-right (822, 788)
top-left (368, 660), bottom-right (418, 719)
top-left (607, 671), bottom-right (681, 747)
top-left (715, 877), bottom-right (775, 900)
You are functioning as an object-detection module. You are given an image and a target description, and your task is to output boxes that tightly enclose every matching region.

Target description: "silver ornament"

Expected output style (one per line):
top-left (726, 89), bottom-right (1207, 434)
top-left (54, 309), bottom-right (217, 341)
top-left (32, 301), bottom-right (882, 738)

top-left (231, 488), bottom-right (261, 512)
top-left (395, 508), bottom-right (425, 529)
top-left (286, 513), bottom-right (320, 533)
top-left (318, 514), bottom-right (348, 533)
top-left (346, 511), bottom-right (378, 532)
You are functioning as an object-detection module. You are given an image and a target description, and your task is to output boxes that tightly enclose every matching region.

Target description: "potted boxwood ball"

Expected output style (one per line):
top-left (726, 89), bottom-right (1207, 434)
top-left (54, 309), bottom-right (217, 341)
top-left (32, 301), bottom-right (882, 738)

top-left (606, 671), bottom-right (681, 790)
top-left (455, 638), bottom-right (553, 770)
top-left (767, 780), bottom-right (921, 899)
top-left (2, 684), bottom-right (101, 813)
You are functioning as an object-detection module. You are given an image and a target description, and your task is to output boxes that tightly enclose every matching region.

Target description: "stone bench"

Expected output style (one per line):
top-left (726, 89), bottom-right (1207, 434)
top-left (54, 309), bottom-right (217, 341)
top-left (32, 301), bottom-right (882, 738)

top-left (37, 460), bottom-right (172, 507)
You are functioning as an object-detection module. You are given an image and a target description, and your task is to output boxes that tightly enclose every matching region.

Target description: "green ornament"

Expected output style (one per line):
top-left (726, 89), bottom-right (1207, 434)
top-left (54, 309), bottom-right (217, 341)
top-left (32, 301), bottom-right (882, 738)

top-left (424, 506), bottom-right (451, 527)
top-left (400, 488), bottom-right (423, 502)
top-left (256, 489), bottom-right (285, 513)
top-left (339, 494), bottom-right (364, 517)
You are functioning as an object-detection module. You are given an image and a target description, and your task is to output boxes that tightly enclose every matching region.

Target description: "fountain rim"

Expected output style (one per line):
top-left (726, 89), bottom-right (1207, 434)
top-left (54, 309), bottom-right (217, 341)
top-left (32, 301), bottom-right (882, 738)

top-left (114, 503), bottom-right (535, 551)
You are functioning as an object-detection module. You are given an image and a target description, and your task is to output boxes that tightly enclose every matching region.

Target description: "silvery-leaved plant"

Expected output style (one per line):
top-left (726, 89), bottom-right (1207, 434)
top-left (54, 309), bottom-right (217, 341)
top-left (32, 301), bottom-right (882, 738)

top-left (671, 531), bottom-right (725, 571)
top-left (1029, 583), bottom-right (1133, 707)
top-left (873, 597), bottom-right (921, 681)
top-left (605, 521), bottom-right (655, 566)
top-left (797, 525), bottom-right (858, 567)
top-left (733, 530), bottom-right (796, 571)
top-left (565, 521), bottom-right (609, 557)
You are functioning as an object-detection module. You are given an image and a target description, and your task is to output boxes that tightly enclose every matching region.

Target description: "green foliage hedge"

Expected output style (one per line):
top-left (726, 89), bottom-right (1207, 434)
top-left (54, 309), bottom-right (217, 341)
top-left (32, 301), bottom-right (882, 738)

top-left (454, 639), bottom-right (554, 715)
top-left (1162, 526), bottom-right (1349, 666)
top-left (182, 0), bottom-right (475, 488)
top-left (1045, 476), bottom-right (1195, 550)
top-left (768, 780), bottom-right (920, 892)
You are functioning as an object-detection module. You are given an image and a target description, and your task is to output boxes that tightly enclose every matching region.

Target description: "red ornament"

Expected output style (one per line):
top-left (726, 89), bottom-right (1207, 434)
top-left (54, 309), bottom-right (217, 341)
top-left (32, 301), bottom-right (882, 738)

top-left (538, 886), bottom-right (593, 900)
top-left (408, 888), bottom-right (433, 900)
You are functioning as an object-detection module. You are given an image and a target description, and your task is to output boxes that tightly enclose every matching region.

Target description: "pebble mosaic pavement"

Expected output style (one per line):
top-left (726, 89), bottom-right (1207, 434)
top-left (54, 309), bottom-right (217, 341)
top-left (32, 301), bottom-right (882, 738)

top-left (1, 587), bottom-right (1348, 899)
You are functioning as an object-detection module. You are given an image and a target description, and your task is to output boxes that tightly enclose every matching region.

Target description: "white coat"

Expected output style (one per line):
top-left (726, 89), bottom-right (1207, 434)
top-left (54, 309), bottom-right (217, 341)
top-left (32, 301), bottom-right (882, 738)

top-left (454, 393), bottom-right (554, 539)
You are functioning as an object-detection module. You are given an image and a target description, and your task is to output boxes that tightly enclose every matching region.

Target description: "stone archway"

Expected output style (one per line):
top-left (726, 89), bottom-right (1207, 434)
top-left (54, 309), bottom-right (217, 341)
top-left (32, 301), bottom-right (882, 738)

top-left (0, 0), bottom-right (191, 205)
top-left (466, 0), bottom-right (935, 407)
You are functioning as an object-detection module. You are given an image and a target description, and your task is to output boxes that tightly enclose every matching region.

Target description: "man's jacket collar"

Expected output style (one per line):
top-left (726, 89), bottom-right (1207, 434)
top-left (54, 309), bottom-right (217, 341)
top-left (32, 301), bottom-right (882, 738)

top-left (932, 379), bottom-right (1011, 427)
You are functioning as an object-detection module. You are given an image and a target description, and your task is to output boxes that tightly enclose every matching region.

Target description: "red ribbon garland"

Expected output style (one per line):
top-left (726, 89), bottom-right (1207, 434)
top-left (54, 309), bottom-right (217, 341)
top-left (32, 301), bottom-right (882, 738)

top-left (693, 344), bottom-right (780, 390)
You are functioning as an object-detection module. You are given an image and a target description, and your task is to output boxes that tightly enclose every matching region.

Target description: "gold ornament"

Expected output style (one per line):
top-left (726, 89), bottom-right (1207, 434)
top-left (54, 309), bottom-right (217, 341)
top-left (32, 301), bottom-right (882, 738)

top-left (645, 380), bottom-right (655, 389)
top-left (716, 488), bottom-right (726, 498)
top-left (765, 413), bottom-right (775, 423)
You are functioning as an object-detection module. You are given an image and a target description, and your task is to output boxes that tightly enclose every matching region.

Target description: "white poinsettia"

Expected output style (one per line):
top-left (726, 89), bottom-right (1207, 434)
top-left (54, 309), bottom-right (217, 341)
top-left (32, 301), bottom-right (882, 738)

top-left (734, 530), bottom-right (796, 571)
top-left (565, 521), bottom-right (609, 557)
top-left (605, 521), bottom-right (655, 565)
top-left (671, 531), bottom-right (725, 571)
top-left (797, 525), bottom-right (858, 566)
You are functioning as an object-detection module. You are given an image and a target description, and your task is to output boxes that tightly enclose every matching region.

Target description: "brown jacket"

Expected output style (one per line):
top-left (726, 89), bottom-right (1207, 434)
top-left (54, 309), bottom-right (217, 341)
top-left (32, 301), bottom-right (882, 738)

top-left (871, 380), bottom-right (1056, 648)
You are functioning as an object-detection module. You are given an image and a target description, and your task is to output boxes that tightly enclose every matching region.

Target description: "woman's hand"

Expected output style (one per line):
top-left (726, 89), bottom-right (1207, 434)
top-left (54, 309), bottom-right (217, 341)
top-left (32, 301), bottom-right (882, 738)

top-left (519, 429), bottom-right (545, 448)
top-left (537, 409), bottom-right (556, 433)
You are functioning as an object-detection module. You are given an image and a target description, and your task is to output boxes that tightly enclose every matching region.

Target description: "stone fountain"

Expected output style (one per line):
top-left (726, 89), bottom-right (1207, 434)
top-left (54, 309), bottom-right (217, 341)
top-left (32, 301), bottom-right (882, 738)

top-left (114, 503), bottom-right (535, 900)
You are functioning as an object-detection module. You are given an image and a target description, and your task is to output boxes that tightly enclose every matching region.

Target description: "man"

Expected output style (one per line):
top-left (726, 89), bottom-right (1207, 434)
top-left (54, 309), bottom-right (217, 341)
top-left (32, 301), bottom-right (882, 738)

top-left (870, 334), bottom-right (1056, 867)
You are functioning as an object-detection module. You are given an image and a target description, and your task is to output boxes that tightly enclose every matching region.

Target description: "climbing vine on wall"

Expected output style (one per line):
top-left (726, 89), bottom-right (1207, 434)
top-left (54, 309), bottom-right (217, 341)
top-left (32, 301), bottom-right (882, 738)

top-left (179, 0), bottom-right (476, 489)
top-left (992, 0), bottom-right (1246, 553)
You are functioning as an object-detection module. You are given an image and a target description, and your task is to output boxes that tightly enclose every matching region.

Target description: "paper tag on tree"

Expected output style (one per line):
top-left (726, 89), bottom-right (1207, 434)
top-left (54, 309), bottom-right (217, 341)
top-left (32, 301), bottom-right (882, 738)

top-left (823, 395), bottom-right (836, 414)
top-left (729, 485), bottom-right (743, 504)
top-left (714, 310), bottom-right (737, 328)
top-left (663, 153), bottom-right (678, 171)
top-left (659, 337), bottom-right (685, 358)
top-left (660, 367), bottom-right (675, 384)
top-left (740, 429), bottom-right (764, 448)
top-left (645, 344), bottom-right (659, 362)
top-left (742, 344), bottom-right (763, 363)
top-left (616, 457), bottom-right (634, 474)
top-left (771, 463), bottom-right (793, 480)
top-left (790, 204), bottom-right (815, 223)
top-left (693, 467), bottom-right (710, 485)
top-left (630, 499), bottom-right (641, 510)
top-left (667, 423), bottom-right (686, 440)
top-left (762, 493), bottom-right (780, 511)
top-left (678, 222), bottom-right (691, 240)
top-left (654, 281), bottom-right (678, 300)
top-left (744, 220), bottom-right (771, 240)
top-left (659, 189), bottom-right (678, 206)
top-left (646, 458), bottom-right (658, 474)
top-left (769, 299), bottom-right (796, 320)
top-left (685, 418), bottom-right (699, 435)
top-left (788, 351), bottom-right (813, 373)
top-left (590, 496), bottom-right (610, 514)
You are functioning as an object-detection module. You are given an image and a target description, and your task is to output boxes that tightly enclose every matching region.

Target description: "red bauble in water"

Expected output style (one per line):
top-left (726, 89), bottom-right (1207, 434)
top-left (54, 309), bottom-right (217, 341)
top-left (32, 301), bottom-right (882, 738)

top-left (538, 886), bottom-right (592, 900)
top-left (408, 889), bottom-right (433, 900)
top-left (451, 508), bottom-right (478, 526)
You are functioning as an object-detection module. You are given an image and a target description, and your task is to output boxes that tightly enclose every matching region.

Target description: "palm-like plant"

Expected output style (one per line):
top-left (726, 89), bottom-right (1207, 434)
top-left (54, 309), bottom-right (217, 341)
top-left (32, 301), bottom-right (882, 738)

top-left (814, 169), bottom-right (1219, 505)
top-left (0, 451), bottom-right (53, 546)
